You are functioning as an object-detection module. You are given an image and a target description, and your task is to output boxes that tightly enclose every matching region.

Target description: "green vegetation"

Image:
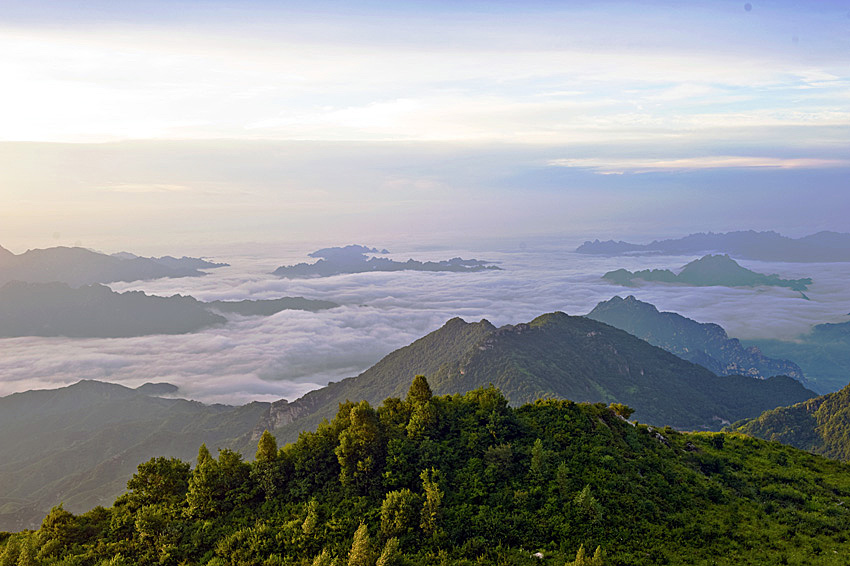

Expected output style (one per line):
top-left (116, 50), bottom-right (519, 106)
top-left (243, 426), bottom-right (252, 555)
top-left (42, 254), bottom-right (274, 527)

top-left (733, 384), bottom-right (850, 460)
top-left (267, 313), bottom-right (815, 446)
top-left (3, 378), bottom-right (850, 565)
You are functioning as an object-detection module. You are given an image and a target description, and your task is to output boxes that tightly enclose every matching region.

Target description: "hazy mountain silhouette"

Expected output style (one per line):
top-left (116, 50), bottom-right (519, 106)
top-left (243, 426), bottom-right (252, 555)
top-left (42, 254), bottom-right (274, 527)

top-left (0, 282), bottom-right (339, 338)
top-left (273, 244), bottom-right (500, 278)
top-left (587, 296), bottom-right (806, 382)
top-left (747, 318), bottom-right (850, 394)
top-left (0, 245), bottom-right (215, 286)
top-left (577, 230), bottom-right (850, 262)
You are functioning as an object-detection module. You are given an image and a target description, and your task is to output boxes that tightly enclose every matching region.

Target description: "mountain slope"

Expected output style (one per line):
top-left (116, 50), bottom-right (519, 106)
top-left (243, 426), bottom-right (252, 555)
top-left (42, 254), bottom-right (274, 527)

top-left (746, 318), bottom-right (850, 393)
top-left (587, 295), bottom-right (805, 381)
top-left (733, 384), bottom-right (850, 461)
top-left (4, 381), bottom-right (850, 565)
top-left (263, 313), bottom-right (815, 445)
top-left (0, 381), bottom-right (268, 531)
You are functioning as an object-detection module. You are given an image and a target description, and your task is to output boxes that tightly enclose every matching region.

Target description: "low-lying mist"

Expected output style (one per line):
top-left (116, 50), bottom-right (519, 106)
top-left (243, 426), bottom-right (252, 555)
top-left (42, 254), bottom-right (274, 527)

top-left (1, 239), bottom-right (848, 404)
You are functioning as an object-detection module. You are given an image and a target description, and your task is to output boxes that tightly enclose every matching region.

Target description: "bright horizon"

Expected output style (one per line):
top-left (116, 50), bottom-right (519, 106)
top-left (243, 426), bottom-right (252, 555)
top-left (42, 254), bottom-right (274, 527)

top-left (1, 0), bottom-right (849, 251)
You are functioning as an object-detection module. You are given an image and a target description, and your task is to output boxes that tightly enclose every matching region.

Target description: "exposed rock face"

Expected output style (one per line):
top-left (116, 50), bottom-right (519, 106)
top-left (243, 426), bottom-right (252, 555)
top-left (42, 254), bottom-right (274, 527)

top-left (587, 295), bottom-right (806, 382)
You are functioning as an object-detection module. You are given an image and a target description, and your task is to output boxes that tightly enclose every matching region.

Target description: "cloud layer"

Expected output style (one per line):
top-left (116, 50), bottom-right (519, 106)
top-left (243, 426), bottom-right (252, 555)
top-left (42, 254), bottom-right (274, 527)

top-left (2, 240), bottom-right (848, 404)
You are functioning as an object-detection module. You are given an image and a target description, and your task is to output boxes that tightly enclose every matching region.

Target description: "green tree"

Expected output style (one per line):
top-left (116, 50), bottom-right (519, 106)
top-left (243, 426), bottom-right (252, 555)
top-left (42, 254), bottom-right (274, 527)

top-left (348, 523), bottom-right (372, 566)
top-left (609, 403), bottom-right (634, 420)
top-left (376, 538), bottom-right (401, 566)
top-left (574, 485), bottom-right (602, 521)
top-left (529, 438), bottom-right (547, 480)
top-left (407, 375), bottom-right (432, 407)
top-left (198, 443), bottom-right (213, 466)
top-left (380, 489), bottom-right (421, 540)
top-left (126, 456), bottom-right (191, 508)
top-left (336, 401), bottom-right (384, 494)
top-left (253, 430), bottom-right (281, 499)
top-left (420, 468), bottom-right (443, 538)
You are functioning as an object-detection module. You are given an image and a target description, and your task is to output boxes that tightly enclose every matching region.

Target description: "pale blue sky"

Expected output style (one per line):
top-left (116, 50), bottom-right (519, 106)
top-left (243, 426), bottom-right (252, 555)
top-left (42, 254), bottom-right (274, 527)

top-left (1, 1), bottom-right (848, 251)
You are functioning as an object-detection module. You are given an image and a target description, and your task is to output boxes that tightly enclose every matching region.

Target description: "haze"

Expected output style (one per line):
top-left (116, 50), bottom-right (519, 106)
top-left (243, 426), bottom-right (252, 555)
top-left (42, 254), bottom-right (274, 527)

top-left (1, 1), bottom-right (849, 404)
top-left (1, 0), bottom-right (849, 252)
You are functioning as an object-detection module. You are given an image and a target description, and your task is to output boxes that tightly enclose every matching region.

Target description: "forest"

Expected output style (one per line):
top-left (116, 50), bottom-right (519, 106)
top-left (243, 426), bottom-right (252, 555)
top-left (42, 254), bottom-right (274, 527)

top-left (2, 376), bottom-right (849, 566)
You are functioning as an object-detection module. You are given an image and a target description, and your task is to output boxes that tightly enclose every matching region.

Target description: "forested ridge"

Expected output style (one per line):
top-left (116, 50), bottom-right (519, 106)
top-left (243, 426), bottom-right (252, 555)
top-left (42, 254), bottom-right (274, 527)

top-left (3, 377), bottom-right (850, 566)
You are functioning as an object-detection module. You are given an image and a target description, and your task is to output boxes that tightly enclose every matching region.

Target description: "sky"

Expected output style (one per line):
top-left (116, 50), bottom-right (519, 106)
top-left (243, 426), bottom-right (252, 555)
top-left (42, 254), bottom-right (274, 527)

top-left (1, 1), bottom-right (850, 405)
top-left (0, 0), bottom-right (849, 251)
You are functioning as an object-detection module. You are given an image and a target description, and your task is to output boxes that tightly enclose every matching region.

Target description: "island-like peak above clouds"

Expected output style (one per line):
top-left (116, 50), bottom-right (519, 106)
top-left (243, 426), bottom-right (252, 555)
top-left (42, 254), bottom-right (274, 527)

top-left (0, 245), bottom-right (227, 286)
top-left (273, 244), bottom-right (500, 278)
top-left (0, 281), bottom-right (340, 338)
top-left (603, 254), bottom-right (812, 293)
top-left (577, 230), bottom-right (850, 262)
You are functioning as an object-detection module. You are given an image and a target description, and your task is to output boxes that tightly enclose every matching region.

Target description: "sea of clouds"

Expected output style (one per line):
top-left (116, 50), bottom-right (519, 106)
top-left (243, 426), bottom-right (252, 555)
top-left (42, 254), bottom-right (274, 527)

top-left (1, 237), bottom-right (848, 405)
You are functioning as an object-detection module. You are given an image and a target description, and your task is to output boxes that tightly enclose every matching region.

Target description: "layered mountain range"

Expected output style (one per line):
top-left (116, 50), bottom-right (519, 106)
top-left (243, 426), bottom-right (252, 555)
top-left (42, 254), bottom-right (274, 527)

top-left (578, 230), bottom-right (850, 262)
top-left (256, 312), bottom-right (814, 446)
top-left (587, 295), bottom-right (806, 382)
top-left (0, 311), bottom-right (816, 531)
top-left (0, 245), bottom-right (225, 286)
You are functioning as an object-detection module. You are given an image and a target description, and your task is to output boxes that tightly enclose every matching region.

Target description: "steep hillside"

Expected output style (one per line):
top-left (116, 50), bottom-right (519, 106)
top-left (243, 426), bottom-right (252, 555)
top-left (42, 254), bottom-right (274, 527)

top-left (587, 295), bottom-right (805, 381)
top-left (0, 381), bottom-right (268, 531)
top-left (3, 380), bottom-right (850, 565)
top-left (733, 384), bottom-right (850, 461)
top-left (263, 313), bottom-right (815, 445)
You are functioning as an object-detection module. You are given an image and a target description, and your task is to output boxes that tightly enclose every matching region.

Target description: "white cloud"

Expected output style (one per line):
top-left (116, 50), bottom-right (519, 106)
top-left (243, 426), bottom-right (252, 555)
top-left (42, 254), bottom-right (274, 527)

top-left (2, 241), bottom-right (849, 404)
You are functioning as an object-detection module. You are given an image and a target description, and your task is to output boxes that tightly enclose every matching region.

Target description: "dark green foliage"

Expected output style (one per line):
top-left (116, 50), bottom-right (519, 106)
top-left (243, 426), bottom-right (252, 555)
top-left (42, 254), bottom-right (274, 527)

top-left (734, 384), bottom-right (850, 460)
top-left (5, 377), bottom-right (850, 565)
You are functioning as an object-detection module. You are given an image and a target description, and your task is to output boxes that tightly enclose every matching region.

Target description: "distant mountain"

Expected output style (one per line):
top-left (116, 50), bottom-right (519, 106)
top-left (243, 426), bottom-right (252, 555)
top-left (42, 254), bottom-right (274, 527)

top-left (587, 295), bottom-right (806, 382)
top-left (0, 381), bottom-right (269, 531)
top-left (746, 318), bottom-right (850, 394)
top-left (273, 244), bottom-right (500, 278)
top-left (259, 313), bottom-right (816, 445)
top-left (0, 312), bottom-right (818, 530)
top-left (207, 297), bottom-right (339, 316)
top-left (0, 245), bottom-right (211, 286)
top-left (0, 281), bottom-right (339, 338)
top-left (603, 254), bottom-right (812, 292)
top-left (733, 384), bottom-right (850, 461)
top-left (577, 230), bottom-right (850, 262)
top-left (111, 252), bottom-right (229, 270)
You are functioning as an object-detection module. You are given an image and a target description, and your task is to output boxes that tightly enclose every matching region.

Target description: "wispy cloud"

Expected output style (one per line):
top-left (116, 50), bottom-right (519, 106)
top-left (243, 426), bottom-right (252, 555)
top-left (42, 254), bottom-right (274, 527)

top-left (102, 183), bottom-right (193, 193)
top-left (549, 156), bottom-right (850, 175)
